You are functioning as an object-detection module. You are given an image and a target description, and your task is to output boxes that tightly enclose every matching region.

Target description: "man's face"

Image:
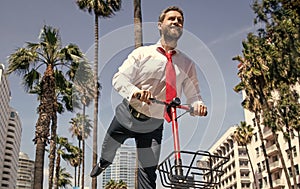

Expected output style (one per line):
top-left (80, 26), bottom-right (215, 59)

top-left (158, 10), bottom-right (183, 41)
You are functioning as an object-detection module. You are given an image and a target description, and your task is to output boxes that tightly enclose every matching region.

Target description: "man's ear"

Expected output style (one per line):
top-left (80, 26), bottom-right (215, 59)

top-left (158, 22), bottom-right (162, 30)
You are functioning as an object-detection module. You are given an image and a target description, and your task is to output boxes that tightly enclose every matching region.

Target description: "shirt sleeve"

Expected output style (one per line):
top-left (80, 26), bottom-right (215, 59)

top-left (112, 49), bottom-right (141, 101)
top-left (182, 62), bottom-right (204, 105)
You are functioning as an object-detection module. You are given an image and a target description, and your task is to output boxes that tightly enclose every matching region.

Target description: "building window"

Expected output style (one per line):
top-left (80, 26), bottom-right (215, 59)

top-left (263, 177), bottom-right (268, 187)
top-left (293, 146), bottom-right (297, 157)
top-left (257, 163), bottom-right (262, 173)
top-left (289, 164), bottom-right (300, 177)
top-left (10, 111), bottom-right (15, 118)
top-left (262, 160), bottom-right (266, 171)
top-left (259, 178), bottom-right (263, 188)
top-left (254, 133), bottom-right (258, 142)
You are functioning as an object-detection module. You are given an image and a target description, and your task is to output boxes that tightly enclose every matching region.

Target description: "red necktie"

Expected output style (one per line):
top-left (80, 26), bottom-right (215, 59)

top-left (157, 47), bottom-right (176, 122)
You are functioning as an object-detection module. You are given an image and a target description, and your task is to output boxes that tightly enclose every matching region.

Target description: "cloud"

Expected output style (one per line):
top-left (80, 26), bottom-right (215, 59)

top-left (208, 25), bottom-right (260, 46)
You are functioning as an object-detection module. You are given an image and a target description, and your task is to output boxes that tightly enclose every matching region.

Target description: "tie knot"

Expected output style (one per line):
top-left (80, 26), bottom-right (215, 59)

top-left (165, 52), bottom-right (172, 61)
top-left (157, 47), bottom-right (176, 61)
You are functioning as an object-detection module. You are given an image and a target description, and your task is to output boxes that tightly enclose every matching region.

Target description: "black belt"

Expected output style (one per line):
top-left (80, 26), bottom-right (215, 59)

top-left (129, 105), bottom-right (150, 121)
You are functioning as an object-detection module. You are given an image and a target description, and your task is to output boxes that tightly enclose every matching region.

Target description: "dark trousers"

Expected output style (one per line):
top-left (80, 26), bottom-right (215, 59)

top-left (100, 116), bottom-right (164, 189)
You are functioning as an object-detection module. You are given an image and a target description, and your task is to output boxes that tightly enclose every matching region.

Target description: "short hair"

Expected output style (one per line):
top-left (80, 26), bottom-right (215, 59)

top-left (158, 6), bottom-right (184, 23)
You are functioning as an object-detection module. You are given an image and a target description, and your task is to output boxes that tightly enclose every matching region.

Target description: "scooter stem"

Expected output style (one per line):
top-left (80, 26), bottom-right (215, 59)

top-left (170, 106), bottom-right (183, 176)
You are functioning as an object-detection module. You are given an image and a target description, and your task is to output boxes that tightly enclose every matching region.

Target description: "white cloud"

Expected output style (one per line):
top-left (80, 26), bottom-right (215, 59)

top-left (208, 25), bottom-right (259, 46)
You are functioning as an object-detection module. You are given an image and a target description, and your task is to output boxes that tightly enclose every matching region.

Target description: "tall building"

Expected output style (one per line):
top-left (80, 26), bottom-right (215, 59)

top-left (0, 64), bottom-right (23, 188)
top-left (16, 152), bottom-right (34, 189)
top-left (201, 126), bottom-right (252, 189)
top-left (102, 145), bottom-right (136, 189)
top-left (203, 86), bottom-right (300, 189)
top-left (1, 108), bottom-right (22, 188)
top-left (244, 111), bottom-right (300, 188)
top-left (0, 64), bottom-right (11, 185)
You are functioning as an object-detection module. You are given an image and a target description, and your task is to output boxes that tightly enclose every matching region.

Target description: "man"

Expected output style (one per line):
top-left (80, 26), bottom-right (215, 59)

top-left (90, 6), bottom-right (207, 188)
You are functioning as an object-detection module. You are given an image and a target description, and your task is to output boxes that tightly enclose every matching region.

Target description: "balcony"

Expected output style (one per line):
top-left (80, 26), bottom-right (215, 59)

top-left (263, 128), bottom-right (274, 140)
top-left (266, 145), bottom-right (279, 156)
top-left (273, 178), bottom-right (285, 188)
top-left (269, 161), bottom-right (282, 172)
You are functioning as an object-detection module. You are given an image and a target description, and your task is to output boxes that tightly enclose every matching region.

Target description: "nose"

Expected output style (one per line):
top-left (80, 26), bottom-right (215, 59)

top-left (172, 17), bottom-right (182, 26)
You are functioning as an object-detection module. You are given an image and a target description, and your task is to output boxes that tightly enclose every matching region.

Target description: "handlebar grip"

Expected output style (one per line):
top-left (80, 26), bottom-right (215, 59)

top-left (204, 111), bottom-right (208, 116)
top-left (136, 93), bottom-right (141, 99)
top-left (189, 107), bottom-right (208, 116)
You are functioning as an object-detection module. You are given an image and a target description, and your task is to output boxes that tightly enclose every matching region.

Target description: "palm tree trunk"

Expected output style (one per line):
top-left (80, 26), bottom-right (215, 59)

top-left (134, 0), bottom-right (143, 48)
top-left (48, 66), bottom-right (58, 189)
top-left (298, 130), bottom-right (300, 156)
top-left (48, 112), bottom-right (58, 189)
top-left (81, 139), bottom-right (86, 189)
top-left (74, 166), bottom-right (77, 187)
top-left (33, 68), bottom-right (55, 189)
top-left (287, 135), bottom-right (297, 189)
top-left (81, 104), bottom-right (86, 189)
top-left (274, 134), bottom-right (292, 188)
top-left (54, 151), bottom-right (61, 189)
top-left (78, 139), bottom-right (81, 187)
top-left (133, 1), bottom-right (143, 187)
top-left (92, 14), bottom-right (99, 189)
top-left (33, 137), bottom-right (47, 189)
top-left (245, 145), bottom-right (258, 189)
top-left (285, 115), bottom-right (297, 188)
top-left (254, 113), bottom-right (273, 188)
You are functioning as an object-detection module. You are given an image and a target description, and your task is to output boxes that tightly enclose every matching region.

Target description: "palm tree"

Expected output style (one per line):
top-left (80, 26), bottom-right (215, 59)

top-left (133, 1), bottom-right (142, 187)
top-left (234, 55), bottom-right (274, 188)
top-left (116, 180), bottom-right (128, 189)
top-left (57, 167), bottom-right (73, 189)
top-left (105, 179), bottom-right (127, 189)
top-left (233, 121), bottom-right (258, 189)
top-left (69, 113), bottom-right (92, 188)
top-left (134, 0), bottom-right (142, 48)
top-left (54, 136), bottom-right (69, 189)
top-left (54, 136), bottom-right (80, 189)
top-left (105, 179), bottom-right (117, 189)
top-left (69, 115), bottom-right (83, 187)
top-left (67, 146), bottom-right (81, 187)
top-left (7, 25), bottom-right (85, 189)
top-left (269, 82), bottom-right (300, 188)
top-left (80, 114), bottom-right (92, 189)
top-left (75, 1), bottom-right (121, 188)
top-left (73, 69), bottom-right (93, 189)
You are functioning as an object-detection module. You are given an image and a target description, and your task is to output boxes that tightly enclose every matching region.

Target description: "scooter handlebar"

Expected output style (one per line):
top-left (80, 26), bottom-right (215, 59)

top-left (135, 94), bottom-right (207, 116)
top-left (149, 97), bottom-right (208, 116)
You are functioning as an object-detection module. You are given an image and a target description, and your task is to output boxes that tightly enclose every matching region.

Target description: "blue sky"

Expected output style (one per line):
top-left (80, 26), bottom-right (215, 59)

top-left (1, 0), bottom-right (256, 188)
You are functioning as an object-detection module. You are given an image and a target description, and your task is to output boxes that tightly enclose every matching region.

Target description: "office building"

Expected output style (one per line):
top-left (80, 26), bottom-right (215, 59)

top-left (102, 145), bottom-right (136, 189)
top-left (16, 152), bottom-right (34, 189)
top-left (1, 108), bottom-right (22, 188)
top-left (203, 86), bottom-right (300, 189)
top-left (201, 126), bottom-right (252, 189)
top-left (0, 64), bottom-right (23, 188)
top-left (0, 64), bottom-right (11, 185)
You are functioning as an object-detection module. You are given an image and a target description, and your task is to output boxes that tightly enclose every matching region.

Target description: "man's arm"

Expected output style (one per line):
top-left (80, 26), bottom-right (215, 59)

top-left (112, 50), bottom-right (141, 101)
top-left (182, 63), bottom-right (207, 116)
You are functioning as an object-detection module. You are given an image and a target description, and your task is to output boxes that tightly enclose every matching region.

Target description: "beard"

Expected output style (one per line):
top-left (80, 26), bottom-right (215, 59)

top-left (162, 25), bottom-right (183, 41)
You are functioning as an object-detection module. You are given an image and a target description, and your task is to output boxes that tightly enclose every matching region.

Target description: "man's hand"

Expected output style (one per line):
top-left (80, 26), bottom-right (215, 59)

top-left (191, 102), bottom-right (207, 116)
top-left (132, 90), bottom-right (152, 104)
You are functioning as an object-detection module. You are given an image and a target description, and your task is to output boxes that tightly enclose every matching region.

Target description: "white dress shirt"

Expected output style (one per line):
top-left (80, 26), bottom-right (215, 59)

top-left (112, 42), bottom-right (204, 119)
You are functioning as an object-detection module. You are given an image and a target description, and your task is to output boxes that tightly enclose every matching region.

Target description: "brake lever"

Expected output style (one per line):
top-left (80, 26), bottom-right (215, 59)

top-left (149, 97), bottom-right (166, 105)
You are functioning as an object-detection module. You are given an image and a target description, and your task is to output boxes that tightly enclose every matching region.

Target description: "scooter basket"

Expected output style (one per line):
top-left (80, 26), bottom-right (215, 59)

top-left (157, 150), bottom-right (229, 189)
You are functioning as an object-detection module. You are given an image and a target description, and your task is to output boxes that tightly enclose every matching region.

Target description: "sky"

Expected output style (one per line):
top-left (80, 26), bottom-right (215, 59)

top-left (0, 0), bottom-right (256, 188)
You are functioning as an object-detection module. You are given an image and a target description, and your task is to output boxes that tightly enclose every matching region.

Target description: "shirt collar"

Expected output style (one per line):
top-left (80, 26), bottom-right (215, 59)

top-left (156, 40), bottom-right (178, 54)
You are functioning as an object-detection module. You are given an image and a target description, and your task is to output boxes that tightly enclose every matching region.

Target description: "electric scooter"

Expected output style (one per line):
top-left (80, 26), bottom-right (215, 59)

top-left (150, 97), bottom-right (228, 189)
